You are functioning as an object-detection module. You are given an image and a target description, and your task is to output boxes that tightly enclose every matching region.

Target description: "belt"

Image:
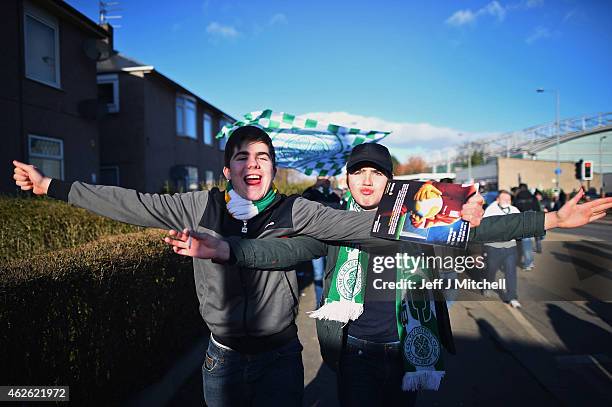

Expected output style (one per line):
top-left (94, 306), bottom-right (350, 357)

top-left (346, 335), bottom-right (402, 355)
top-left (211, 323), bottom-right (297, 354)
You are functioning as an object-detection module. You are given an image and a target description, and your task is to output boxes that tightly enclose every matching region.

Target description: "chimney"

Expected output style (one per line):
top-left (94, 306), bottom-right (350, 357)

top-left (100, 23), bottom-right (114, 54)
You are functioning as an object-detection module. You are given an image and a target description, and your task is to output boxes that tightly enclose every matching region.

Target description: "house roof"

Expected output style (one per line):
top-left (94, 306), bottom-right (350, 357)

top-left (38, 0), bottom-right (108, 38)
top-left (97, 53), bottom-right (153, 73)
top-left (98, 53), bottom-right (235, 121)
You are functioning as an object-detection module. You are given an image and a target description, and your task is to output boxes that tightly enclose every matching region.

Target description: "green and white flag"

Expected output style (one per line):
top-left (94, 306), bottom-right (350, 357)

top-left (216, 109), bottom-right (390, 176)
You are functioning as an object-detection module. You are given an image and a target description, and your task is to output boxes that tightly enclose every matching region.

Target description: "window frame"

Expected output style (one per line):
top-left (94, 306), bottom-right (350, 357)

top-left (204, 170), bottom-right (215, 187)
top-left (23, 3), bottom-right (61, 89)
top-left (218, 118), bottom-right (231, 151)
top-left (203, 113), bottom-right (213, 146)
top-left (97, 74), bottom-right (120, 113)
top-left (185, 166), bottom-right (199, 191)
top-left (28, 134), bottom-right (64, 180)
top-left (176, 94), bottom-right (198, 140)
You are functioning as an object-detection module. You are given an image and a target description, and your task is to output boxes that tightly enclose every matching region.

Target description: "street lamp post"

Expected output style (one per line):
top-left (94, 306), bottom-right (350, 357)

top-left (458, 133), bottom-right (472, 183)
top-left (536, 88), bottom-right (560, 190)
top-left (601, 135), bottom-right (607, 197)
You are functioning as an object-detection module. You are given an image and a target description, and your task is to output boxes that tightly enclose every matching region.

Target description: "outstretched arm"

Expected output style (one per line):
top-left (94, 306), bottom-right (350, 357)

top-left (471, 189), bottom-right (612, 243)
top-left (291, 195), bottom-right (485, 244)
top-left (163, 229), bottom-right (329, 269)
top-left (544, 188), bottom-right (611, 229)
top-left (13, 160), bottom-right (207, 231)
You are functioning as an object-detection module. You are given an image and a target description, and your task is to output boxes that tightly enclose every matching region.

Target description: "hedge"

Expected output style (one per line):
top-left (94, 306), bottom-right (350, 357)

top-left (0, 196), bottom-right (142, 264)
top-left (0, 229), bottom-right (206, 405)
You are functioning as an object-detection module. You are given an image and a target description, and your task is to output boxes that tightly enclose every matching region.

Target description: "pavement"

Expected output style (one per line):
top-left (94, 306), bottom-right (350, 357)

top-left (124, 220), bottom-right (612, 407)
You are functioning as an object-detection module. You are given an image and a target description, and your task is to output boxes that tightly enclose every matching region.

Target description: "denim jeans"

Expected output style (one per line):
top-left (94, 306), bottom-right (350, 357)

top-left (338, 336), bottom-right (417, 407)
top-left (312, 256), bottom-right (326, 307)
top-left (519, 238), bottom-right (534, 268)
top-left (485, 246), bottom-right (518, 301)
top-left (202, 336), bottom-right (304, 407)
top-left (534, 236), bottom-right (544, 253)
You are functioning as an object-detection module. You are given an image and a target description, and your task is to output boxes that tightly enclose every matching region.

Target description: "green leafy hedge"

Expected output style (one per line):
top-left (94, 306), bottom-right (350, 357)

top-left (0, 229), bottom-right (205, 405)
top-left (0, 196), bottom-right (142, 263)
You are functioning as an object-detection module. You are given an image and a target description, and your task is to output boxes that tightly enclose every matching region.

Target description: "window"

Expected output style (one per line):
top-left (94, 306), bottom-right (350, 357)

top-left (24, 4), bottom-right (60, 88)
top-left (100, 166), bottom-right (120, 186)
top-left (205, 170), bottom-right (215, 187)
top-left (97, 74), bottom-right (120, 113)
top-left (176, 95), bottom-right (197, 139)
top-left (28, 135), bottom-right (63, 180)
top-left (203, 113), bottom-right (213, 145)
top-left (170, 165), bottom-right (199, 192)
top-left (219, 119), bottom-right (230, 150)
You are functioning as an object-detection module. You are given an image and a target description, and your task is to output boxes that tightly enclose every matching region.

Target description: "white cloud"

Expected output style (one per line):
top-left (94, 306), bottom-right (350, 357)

top-left (446, 10), bottom-right (477, 26)
top-left (298, 111), bottom-right (494, 162)
top-left (446, 1), bottom-right (507, 27)
top-left (446, 0), bottom-right (547, 27)
top-left (563, 8), bottom-right (577, 23)
top-left (525, 26), bottom-right (552, 44)
top-left (484, 1), bottom-right (507, 21)
top-left (206, 22), bottom-right (240, 38)
top-left (270, 13), bottom-right (288, 25)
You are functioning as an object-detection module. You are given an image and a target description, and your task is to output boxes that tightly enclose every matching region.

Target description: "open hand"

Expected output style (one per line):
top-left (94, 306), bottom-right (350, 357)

top-left (163, 228), bottom-right (230, 262)
top-left (547, 189), bottom-right (612, 229)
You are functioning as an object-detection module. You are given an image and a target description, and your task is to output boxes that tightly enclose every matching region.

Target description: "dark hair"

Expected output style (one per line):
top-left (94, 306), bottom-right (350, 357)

top-left (223, 125), bottom-right (276, 168)
top-left (498, 189), bottom-right (512, 197)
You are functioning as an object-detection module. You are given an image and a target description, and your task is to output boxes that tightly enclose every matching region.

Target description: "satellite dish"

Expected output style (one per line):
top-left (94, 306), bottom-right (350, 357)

top-left (83, 38), bottom-right (112, 61)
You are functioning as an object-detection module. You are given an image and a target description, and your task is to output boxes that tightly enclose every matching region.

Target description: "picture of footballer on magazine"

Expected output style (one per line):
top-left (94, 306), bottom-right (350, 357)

top-left (372, 180), bottom-right (478, 248)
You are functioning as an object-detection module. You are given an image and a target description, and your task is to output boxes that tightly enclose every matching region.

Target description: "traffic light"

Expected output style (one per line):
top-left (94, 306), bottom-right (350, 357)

top-left (583, 160), bottom-right (593, 180)
top-left (575, 160), bottom-right (583, 180)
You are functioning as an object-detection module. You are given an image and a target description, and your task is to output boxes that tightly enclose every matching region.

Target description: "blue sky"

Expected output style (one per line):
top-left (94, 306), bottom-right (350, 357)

top-left (69, 0), bottom-right (612, 161)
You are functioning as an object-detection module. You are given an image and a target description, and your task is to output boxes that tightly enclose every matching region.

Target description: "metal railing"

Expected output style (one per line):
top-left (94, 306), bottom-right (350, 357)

top-left (433, 112), bottom-right (612, 166)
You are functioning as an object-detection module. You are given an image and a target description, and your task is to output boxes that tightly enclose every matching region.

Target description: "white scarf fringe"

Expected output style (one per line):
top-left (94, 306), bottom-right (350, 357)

top-left (402, 370), bottom-right (445, 391)
top-left (308, 301), bottom-right (363, 324)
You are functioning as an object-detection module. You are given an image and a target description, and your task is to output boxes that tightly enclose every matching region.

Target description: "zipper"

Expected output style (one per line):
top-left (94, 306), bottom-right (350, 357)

top-left (240, 219), bottom-right (248, 335)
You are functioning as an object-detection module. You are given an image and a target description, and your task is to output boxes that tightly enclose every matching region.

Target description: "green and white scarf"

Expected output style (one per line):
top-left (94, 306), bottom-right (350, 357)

top-left (397, 267), bottom-right (445, 391)
top-left (216, 109), bottom-right (390, 176)
top-left (225, 182), bottom-right (278, 220)
top-left (309, 197), bottom-right (367, 322)
top-left (309, 196), bottom-right (445, 391)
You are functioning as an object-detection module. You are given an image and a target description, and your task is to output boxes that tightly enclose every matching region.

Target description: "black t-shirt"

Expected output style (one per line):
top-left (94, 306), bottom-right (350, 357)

top-left (347, 264), bottom-right (399, 342)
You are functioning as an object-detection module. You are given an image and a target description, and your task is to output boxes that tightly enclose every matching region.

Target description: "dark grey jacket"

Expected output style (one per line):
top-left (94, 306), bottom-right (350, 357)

top-left (47, 180), bottom-right (380, 339)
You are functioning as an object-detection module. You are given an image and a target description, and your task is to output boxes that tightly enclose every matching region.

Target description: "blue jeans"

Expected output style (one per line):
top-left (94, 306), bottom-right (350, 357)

top-left (202, 336), bottom-right (304, 407)
top-left (312, 256), bottom-right (326, 307)
top-left (519, 238), bottom-right (534, 268)
top-left (485, 246), bottom-right (518, 301)
top-left (338, 336), bottom-right (417, 407)
top-left (535, 235), bottom-right (544, 253)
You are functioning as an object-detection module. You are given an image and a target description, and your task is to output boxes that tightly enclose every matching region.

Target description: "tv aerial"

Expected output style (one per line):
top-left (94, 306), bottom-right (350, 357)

top-left (99, 0), bottom-right (123, 28)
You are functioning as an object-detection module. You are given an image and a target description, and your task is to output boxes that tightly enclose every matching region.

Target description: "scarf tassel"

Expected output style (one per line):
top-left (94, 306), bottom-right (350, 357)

top-left (308, 301), bottom-right (363, 324)
top-left (402, 370), bottom-right (445, 391)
